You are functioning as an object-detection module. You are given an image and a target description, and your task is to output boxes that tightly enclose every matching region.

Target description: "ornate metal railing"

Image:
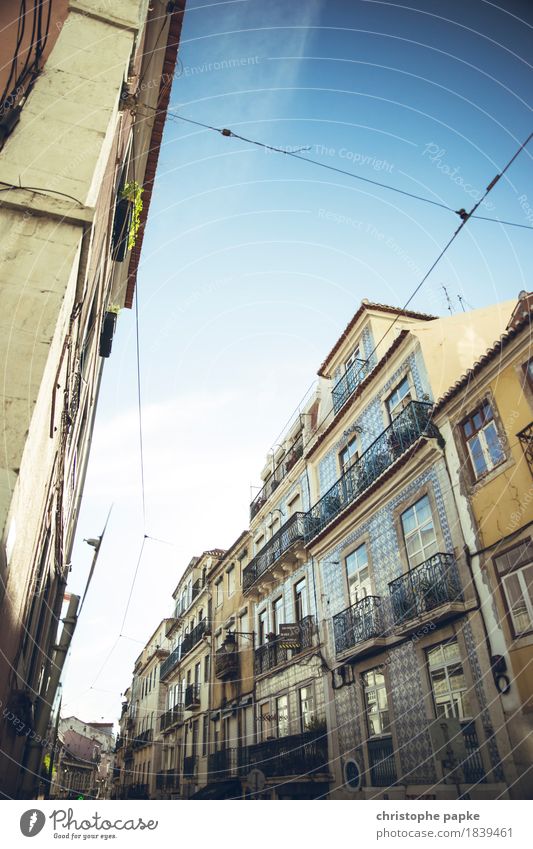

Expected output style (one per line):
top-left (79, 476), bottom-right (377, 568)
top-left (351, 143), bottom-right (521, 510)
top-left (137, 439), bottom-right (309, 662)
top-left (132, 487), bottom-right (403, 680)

top-left (125, 783), bottom-right (149, 799)
top-left (132, 728), bottom-right (152, 749)
top-left (208, 748), bottom-right (241, 779)
top-left (305, 401), bottom-right (439, 542)
top-left (160, 645), bottom-right (181, 680)
top-left (250, 433), bottom-right (304, 519)
top-left (368, 737), bottom-right (397, 786)
top-left (332, 358), bottom-right (370, 414)
top-left (243, 512), bottom-right (306, 591)
top-left (460, 721), bottom-right (486, 783)
top-left (518, 422), bottom-right (533, 476)
top-left (160, 704), bottom-right (183, 732)
top-left (115, 736), bottom-right (123, 751)
top-left (254, 615), bottom-right (316, 675)
top-left (333, 596), bottom-right (384, 655)
top-left (184, 684), bottom-right (201, 710)
top-left (215, 647), bottom-right (239, 680)
top-left (183, 755), bottom-right (197, 778)
top-left (242, 731), bottom-right (328, 777)
top-left (389, 552), bottom-right (463, 625)
top-left (160, 619), bottom-right (209, 680)
top-left (156, 769), bottom-right (180, 790)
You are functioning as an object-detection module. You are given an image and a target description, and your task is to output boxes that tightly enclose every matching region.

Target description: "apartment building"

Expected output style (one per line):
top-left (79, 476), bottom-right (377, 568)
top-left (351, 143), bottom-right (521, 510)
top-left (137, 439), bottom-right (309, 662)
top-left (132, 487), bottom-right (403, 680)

top-left (112, 689), bottom-right (131, 800)
top-left (434, 294), bottom-right (533, 798)
top-left (304, 300), bottom-right (516, 799)
top-left (0, 0), bottom-right (185, 798)
top-left (201, 532), bottom-right (255, 799)
top-left (158, 550), bottom-right (225, 798)
top-left (51, 717), bottom-right (114, 800)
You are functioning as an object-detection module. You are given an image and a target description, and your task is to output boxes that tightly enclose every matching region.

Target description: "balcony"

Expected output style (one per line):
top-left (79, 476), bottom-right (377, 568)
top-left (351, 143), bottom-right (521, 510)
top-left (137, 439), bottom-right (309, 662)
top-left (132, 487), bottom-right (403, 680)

top-left (208, 748), bottom-right (241, 779)
top-left (156, 769), bottom-right (180, 791)
top-left (115, 736), bottom-right (123, 751)
top-left (215, 647), bottom-right (239, 681)
top-left (184, 683), bottom-right (201, 710)
top-left (243, 731), bottom-right (328, 778)
top-left (333, 596), bottom-right (385, 657)
top-left (183, 755), bottom-right (197, 779)
top-left (160, 704), bottom-right (183, 732)
top-left (125, 783), bottom-right (149, 799)
top-left (160, 645), bottom-right (180, 680)
top-left (332, 358), bottom-right (370, 414)
top-left (305, 401), bottom-right (440, 543)
top-left (243, 512), bottom-right (306, 592)
top-left (518, 422), bottom-right (533, 476)
top-left (368, 737), bottom-right (397, 786)
top-left (254, 615), bottom-right (316, 675)
top-left (160, 619), bottom-right (210, 680)
top-left (389, 552), bottom-right (464, 631)
top-left (250, 434), bottom-right (304, 519)
top-left (132, 728), bottom-right (153, 749)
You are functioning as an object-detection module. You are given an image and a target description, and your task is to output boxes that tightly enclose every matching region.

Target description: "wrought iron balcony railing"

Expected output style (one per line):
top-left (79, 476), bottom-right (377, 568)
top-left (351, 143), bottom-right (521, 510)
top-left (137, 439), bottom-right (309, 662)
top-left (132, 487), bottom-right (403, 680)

top-left (242, 731), bottom-right (328, 777)
top-left (368, 737), bottom-right (397, 786)
top-left (254, 615), bottom-right (316, 675)
top-left (332, 358), bottom-right (370, 414)
top-left (250, 434), bottom-right (304, 519)
top-left (160, 704), bottom-right (183, 732)
top-left (333, 596), bottom-right (384, 656)
top-left (184, 683), bottom-right (201, 710)
top-left (518, 422), bottom-right (533, 476)
top-left (132, 728), bottom-right (153, 749)
top-left (115, 736), bottom-right (123, 751)
top-left (460, 720), bottom-right (486, 784)
top-left (125, 783), bottom-right (149, 799)
top-left (183, 755), bottom-right (197, 778)
top-left (156, 769), bottom-right (180, 790)
top-left (208, 748), bottom-right (241, 779)
top-left (160, 645), bottom-right (181, 680)
top-left (305, 401), bottom-right (439, 542)
top-left (160, 619), bottom-right (210, 680)
top-left (215, 647), bottom-right (239, 680)
top-left (243, 512), bottom-right (306, 591)
top-left (389, 552), bottom-right (463, 625)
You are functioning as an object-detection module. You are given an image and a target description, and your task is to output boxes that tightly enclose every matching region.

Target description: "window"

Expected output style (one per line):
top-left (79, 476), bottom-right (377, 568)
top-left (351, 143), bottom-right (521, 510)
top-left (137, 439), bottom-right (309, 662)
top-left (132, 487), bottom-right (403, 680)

top-left (238, 610), bottom-right (249, 648)
top-left (215, 579), bottom-right (223, 607)
top-left (202, 715), bottom-right (209, 756)
top-left (345, 543), bottom-right (371, 606)
top-left (294, 579), bottom-right (307, 622)
top-left (287, 493), bottom-right (301, 516)
top-left (427, 640), bottom-right (472, 719)
top-left (227, 565), bottom-right (235, 597)
top-left (194, 662), bottom-right (201, 686)
top-left (258, 609), bottom-right (268, 644)
top-left (345, 345), bottom-right (361, 372)
top-left (255, 534), bottom-right (264, 554)
top-left (259, 702), bottom-right (271, 741)
top-left (401, 495), bottom-right (438, 568)
top-left (523, 359), bottom-right (533, 390)
top-left (299, 685), bottom-right (315, 732)
top-left (204, 654), bottom-right (210, 683)
top-left (276, 695), bottom-right (289, 738)
top-left (461, 400), bottom-right (504, 478)
top-left (495, 541), bottom-right (533, 635)
top-left (191, 719), bottom-right (199, 756)
top-left (362, 668), bottom-right (390, 737)
top-left (272, 597), bottom-right (284, 633)
top-left (386, 375), bottom-right (412, 421)
top-left (339, 435), bottom-right (359, 473)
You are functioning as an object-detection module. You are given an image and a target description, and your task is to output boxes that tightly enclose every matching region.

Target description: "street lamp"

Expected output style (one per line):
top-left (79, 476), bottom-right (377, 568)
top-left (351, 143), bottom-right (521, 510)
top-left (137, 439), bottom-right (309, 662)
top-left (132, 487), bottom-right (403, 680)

top-left (222, 630), bottom-right (255, 652)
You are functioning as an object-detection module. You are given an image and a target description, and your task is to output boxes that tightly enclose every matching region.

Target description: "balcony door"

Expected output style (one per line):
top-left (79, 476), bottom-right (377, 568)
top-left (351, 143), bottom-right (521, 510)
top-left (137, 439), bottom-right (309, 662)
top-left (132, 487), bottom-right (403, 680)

top-left (401, 495), bottom-right (438, 568)
top-left (346, 544), bottom-right (371, 607)
top-left (294, 578), bottom-right (308, 623)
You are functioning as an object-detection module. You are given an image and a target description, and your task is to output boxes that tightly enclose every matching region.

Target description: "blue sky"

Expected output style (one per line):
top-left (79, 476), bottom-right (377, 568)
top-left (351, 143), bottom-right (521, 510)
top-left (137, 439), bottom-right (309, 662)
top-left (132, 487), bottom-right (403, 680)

top-left (61, 0), bottom-right (533, 722)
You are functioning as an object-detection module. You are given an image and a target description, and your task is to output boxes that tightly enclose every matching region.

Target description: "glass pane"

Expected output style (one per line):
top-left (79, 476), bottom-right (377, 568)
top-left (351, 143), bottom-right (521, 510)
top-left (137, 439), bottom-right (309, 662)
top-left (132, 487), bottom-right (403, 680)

top-left (469, 435), bottom-right (488, 476)
top-left (416, 496), bottom-right (431, 525)
top-left (484, 422), bottom-right (504, 466)
top-left (401, 507), bottom-right (416, 535)
top-left (443, 642), bottom-right (460, 663)
top-left (504, 573), bottom-right (532, 632)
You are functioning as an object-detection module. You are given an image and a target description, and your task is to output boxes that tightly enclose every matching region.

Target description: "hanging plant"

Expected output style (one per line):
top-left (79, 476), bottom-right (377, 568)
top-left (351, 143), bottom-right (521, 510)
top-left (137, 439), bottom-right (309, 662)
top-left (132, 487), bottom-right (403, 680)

top-left (121, 180), bottom-right (143, 249)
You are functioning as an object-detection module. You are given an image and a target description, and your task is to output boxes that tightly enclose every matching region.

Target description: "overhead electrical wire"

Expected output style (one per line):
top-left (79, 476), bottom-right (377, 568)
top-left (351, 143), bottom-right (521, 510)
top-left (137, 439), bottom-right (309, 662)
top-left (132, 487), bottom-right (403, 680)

top-left (164, 110), bottom-right (533, 231)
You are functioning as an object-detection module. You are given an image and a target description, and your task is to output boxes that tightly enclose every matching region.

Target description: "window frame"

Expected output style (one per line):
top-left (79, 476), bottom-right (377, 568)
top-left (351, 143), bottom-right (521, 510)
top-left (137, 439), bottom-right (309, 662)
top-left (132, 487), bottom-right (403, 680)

top-left (344, 541), bottom-right (372, 607)
top-left (362, 667), bottom-right (392, 739)
top-left (400, 493), bottom-right (439, 569)
top-left (425, 638), bottom-right (473, 721)
top-left (385, 373), bottom-right (414, 422)
top-left (226, 564), bottom-right (235, 598)
top-left (460, 399), bottom-right (505, 480)
top-left (339, 433), bottom-right (359, 475)
top-left (493, 538), bottom-right (533, 638)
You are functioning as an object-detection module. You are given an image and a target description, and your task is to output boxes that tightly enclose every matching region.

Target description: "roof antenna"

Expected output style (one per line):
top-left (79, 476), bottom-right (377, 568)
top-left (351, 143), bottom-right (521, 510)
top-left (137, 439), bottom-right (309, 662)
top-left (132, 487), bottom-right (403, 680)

top-left (442, 285), bottom-right (454, 316)
top-left (457, 295), bottom-right (467, 313)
